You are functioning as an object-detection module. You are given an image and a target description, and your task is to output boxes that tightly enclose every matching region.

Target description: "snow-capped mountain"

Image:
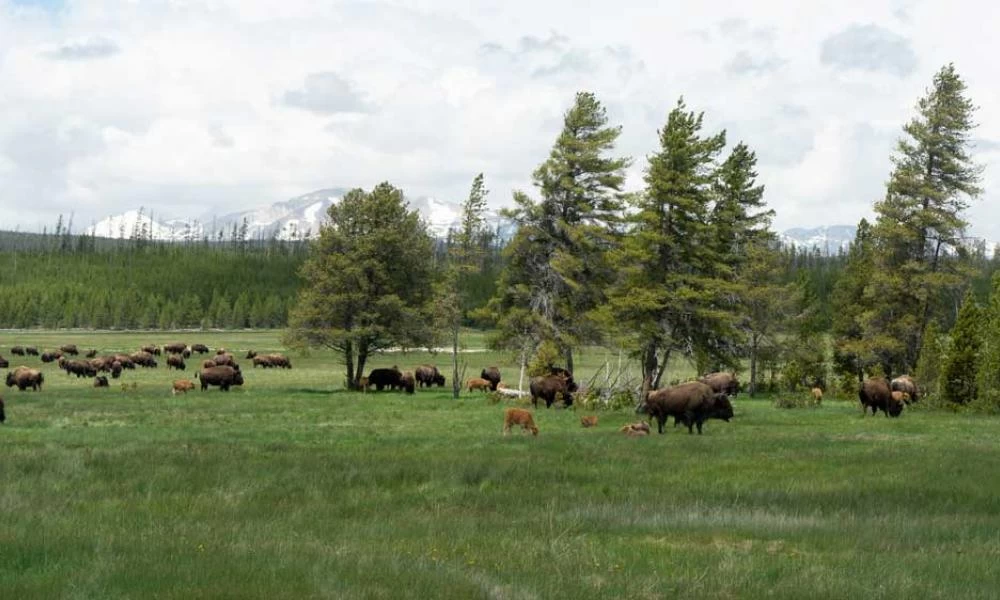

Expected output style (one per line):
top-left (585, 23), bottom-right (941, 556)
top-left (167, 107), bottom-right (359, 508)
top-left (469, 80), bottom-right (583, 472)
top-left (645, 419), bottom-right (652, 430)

top-left (779, 225), bottom-right (857, 254)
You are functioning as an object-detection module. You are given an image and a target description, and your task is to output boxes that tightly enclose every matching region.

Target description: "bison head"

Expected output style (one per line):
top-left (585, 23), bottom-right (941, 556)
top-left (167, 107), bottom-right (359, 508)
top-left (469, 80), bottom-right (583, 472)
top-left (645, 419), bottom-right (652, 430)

top-left (433, 374), bottom-right (446, 386)
top-left (635, 400), bottom-right (650, 415)
top-left (5, 372), bottom-right (14, 388)
top-left (233, 371), bottom-right (245, 386)
top-left (712, 395), bottom-right (735, 421)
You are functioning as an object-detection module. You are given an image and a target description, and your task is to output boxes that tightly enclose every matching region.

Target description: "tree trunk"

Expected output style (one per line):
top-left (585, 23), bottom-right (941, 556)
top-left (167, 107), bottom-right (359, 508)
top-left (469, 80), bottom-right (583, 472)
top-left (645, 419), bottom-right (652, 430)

top-left (565, 347), bottom-right (574, 374)
top-left (640, 342), bottom-right (657, 400)
top-left (750, 335), bottom-right (758, 397)
top-left (653, 348), bottom-right (671, 389)
top-left (345, 339), bottom-right (356, 390)
top-left (451, 323), bottom-right (460, 399)
top-left (518, 346), bottom-right (527, 394)
top-left (355, 341), bottom-right (369, 391)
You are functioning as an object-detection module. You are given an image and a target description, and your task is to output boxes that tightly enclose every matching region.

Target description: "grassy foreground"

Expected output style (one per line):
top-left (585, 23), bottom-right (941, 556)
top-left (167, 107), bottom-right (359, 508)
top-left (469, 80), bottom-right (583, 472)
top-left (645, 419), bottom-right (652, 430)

top-left (2, 331), bottom-right (1000, 599)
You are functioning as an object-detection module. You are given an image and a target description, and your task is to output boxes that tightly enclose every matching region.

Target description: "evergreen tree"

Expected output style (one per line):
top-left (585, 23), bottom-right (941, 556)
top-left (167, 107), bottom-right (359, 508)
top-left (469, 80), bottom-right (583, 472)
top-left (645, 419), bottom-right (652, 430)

top-left (975, 273), bottom-right (1000, 408)
top-left (832, 219), bottom-right (878, 381)
top-left (284, 182), bottom-right (436, 389)
top-left (914, 319), bottom-right (944, 401)
top-left (940, 289), bottom-right (981, 404)
top-left (740, 242), bottom-right (794, 395)
top-left (489, 91), bottom-right (630, 373)
top-left (868, 63), bottom-right (983, 372)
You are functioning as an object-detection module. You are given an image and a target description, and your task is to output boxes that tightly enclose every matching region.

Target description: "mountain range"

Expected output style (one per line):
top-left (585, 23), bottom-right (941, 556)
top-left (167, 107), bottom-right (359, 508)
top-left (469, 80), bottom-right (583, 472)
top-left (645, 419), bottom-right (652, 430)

top-left (84, 188), bottom-right (858, 253)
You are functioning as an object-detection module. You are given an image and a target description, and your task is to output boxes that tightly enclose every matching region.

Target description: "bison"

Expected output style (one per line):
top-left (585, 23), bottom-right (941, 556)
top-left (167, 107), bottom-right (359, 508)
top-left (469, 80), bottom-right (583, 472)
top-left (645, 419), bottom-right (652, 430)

top-left (167, 355), bottom-right (186, 370)
top-left (25, 347), bottom-right (39, 356)
top-left (6, 367), bottom-right (44, 391)
top-left (811, 387), bottom-right (824, 405)
top-left (480, 367), bottom-right (501, 391)
top-left (529, 373), bottom-right (579, 409)
top-left (367, 367), bottom-right (403, 391)
top-left (191, 344), bottom-right (210, 354)
top-left (113, 354), bottom-right (136, 369)
top-left (699, 372), bottom-right (740, 398)
top-left (252, 355), bottom-right (273, 368)
top-left (503, 408), bottom-right (538, 436)
top-left (163, 342), bottom-right (187, 355)
top-left (265, 354), bottom-right (291, 369)
top-left (40, 351), bottom-right (62, 363)
top-left (890, 375), bottom-right (919, 404)
top-left (415, 365), bottom-right (445, 388)
top-left (213, 353), bottom-right (236, 368)
top-left (201, 359), bottom-right (217, 369)
top-left (110, 361), bottom-right (123, 379)
top-left (0, 355), bottom-right (7, 369)
top-left (637, 381), bottom-right (734, 434)
top-left (859, 378), bottom-right (904, 418)
top-left (93, 376), bottom-right (109, 388)
top-left (130, 351), bottom-right (157, 368)
top-left (62, 359), bottom-right (97, 378)
top-left (85, 349), bottom-right (98, 358)
top-left (59, 344), bottom-right (79, 356)
top-left (196, 366), bottom-right (244, 391)
top-left (400, 371), bottom-right (416, 394)
top-left (172, 379), bottom-right (195, 395)
top-left (467, 377), bottom-right (493, 392)
top-left (10, 346), bottom-right (25, 356)
top-left (580, 415), bottom-right (599, 428)
top-left (246, 350), bottom-right (258, 359)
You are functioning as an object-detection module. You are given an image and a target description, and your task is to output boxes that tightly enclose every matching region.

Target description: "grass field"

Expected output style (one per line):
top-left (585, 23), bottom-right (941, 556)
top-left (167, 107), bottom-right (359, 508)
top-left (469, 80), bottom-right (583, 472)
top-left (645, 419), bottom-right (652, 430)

top-left (3, 330), bottom-right (1000, 599)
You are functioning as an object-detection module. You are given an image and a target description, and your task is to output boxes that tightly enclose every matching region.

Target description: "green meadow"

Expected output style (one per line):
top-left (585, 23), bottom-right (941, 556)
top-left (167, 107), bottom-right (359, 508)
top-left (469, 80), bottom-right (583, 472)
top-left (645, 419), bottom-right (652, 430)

top-left (2, 330), bottom-right (1000, 599)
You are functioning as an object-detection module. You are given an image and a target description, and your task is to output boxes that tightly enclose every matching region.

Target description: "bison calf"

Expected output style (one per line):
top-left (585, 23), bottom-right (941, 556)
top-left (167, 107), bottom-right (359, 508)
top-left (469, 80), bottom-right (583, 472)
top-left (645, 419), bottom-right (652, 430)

top-left (172, 379), bottom-right (195, 395)
top-left (467, 377), bottom-right (492, 392)
top-left (93, 376), bottom-right (109, 388)
top-left (503, 408), bottom-right (538, 436)
top-left (580, 415), bottom-right (599, 428)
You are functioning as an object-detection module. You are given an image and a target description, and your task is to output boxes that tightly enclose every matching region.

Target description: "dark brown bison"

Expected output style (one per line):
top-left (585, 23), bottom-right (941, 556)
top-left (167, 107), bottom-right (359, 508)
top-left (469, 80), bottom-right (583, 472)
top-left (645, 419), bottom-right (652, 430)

top-left (637, 381), bottom-right (735, 435)
top-left (890, 375), bottom-right (919, 404)
top-left (85, 349), bottom-right (98, 358)
top-left (246, 350), bottom-right (258, 359)
top-left (11, 346), bottom-right (25, 356)
top-left (6, 367), bottom-right (44, 391)
top-left (167, 355), bottom-right (186, 370)
top-left (367, 367), bottom-right (402, 391)
top-left (252, 355), bottom-right (273, 368)
top-left (266, 354), bottom-right (291, 369)
top-left (216, 348), bottom-right (228, 355)
top-left (62, 359), bottom-right (97, 378)
top-left (400, 371), bottom-right (416, 394)
top-left (130, 351), bottom-right (157, 368)
top-left (480, 367), bottom-right (502, 391)
top-left (0, 355), bottom-right (8, 369)
top-left (40, 351), bottom-right (62, 363)
top-left (529, 373), bottom-right (579, 409)
top-left (415, 365), bottom-right (445, 388)
top-left (163, 342), bottom-right (187, 355)
top-left (89, 356), bottom-right (112, 372)
top-left (110, 361), bottom-right (123, 379)
top-left (182, 348), bottom-right (191, 359)
top-left (94, 376), bottom-right (109, 388)
top-left (141, 344), bottom-right (161, 356)
top-left (859, 378), bottom-right (904, 417)
top-left (113, 354), bottom-right (136, 369)
top-left (201, 359), bottom-right (217, 369)
top-left (191, 344), bottom-right (209, 354)
top-left (213, 353), bottom-right (236, 368)
top-left (25, 347), bottom-right (39, 356)
top-left (59, 344), bottom-right (79, 356)
top-left (196, 366), bottom-right (244, 391)
top-left (699, 372), bottom-right (740, 398)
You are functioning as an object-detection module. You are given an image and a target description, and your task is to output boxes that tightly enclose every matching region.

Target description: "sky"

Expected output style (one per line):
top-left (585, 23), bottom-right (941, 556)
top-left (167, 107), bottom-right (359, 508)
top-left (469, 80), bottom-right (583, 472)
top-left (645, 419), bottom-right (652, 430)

top-left (0, 0), bottom-right (997, 239)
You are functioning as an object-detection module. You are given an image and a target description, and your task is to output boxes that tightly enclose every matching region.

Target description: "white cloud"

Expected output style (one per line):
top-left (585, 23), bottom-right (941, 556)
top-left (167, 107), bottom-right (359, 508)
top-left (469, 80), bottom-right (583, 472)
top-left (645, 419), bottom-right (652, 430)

top-left (0, 0), bottom-right (998, 242)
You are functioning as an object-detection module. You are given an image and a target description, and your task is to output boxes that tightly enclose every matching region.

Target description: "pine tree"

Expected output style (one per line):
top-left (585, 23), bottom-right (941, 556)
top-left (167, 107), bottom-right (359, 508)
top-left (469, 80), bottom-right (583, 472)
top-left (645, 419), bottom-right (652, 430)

top-left (975, 273), bottom-right (1000, 408)
top-left (284, 182), bottom-right (436, 389)
top-left (740, 242), bottom-right (795, 395)
top-left (832, 219), bottom-right (878, 381)
top-left (914, 319), bottom-right (944, 401)
top-left (867, 63), bottom-right (983, 372)
top-left (489, 91), bottom-right (630, 373)
top-left (940, 289), bottom-right (981, 404)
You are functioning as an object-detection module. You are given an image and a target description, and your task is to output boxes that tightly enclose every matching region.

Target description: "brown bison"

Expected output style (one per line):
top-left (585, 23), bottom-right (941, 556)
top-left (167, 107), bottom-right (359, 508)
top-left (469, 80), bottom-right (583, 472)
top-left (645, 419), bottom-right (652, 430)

top-left (580, 415), bottom-right (599, 428)
top-left (6, 367), bottom-right (44, 391)
top-left (113, 354), bottom-right (136, 369)
top-left (25, 347), bottom-right (39, 356)
top-left (10, 346), bottom-right (25, 356)
top-left (400, 371), bottom-right (416, 394)
top-left (201, 359), bottom-right (217, 369)
top-left (0, 355), bottom-right (7, 369)
top-left (93, 376), bottom-right (109, 388)
top-left (467, 377), bottom-right (492, 392)
top-left (172, 379), bottom-right (195, 395)
top-left (130, 351), bottom-right (157, 368)
top-left (529, 373), bottom-right (579, 409)
top-left (811, 387), bottom-right (824, 405)
top-left (503, 408), bottom-right (538, 436)
top-left (620, 421), bottom-right (651, 435)
top-left (213, 353), bottom-right (236, 368)
top-left (191, 344), bottom-right (209, 354)
top-left (252, 355), bottom-right (272, 368)
top-left (415, 365), bottom-right (445, 387)
top-left (890, 375), bottom-right (919, 404)
top-left (265, 354), bottom-right (291, 369)
top-left (367, 367), bottom-right (403, 391)
top-left (196, 366), bottom-right (244, 391)
top-left (167, 355), bottom-right (186, 370)
top-left (480, 367), bottom-right (501, 391)
top-left (61, 359), bottom-right (97, 378)
top-left (40, 351), bottom-right (62, 363)
top-left (246, 350), bottom-right (258, 359)
top-left (59, 344), bottom-right (79, 356)
top-left (89, 356), bottom-right (112, 372)
top-left (141, 344), bottom-right (162, 356)
top-left (163, 342), bottom-right (187, 355)
top-left (85, 349), bottom-right (98, 358)
top-left (110, 361), bottom-right (123, 379)
top-left (699, 372), bottom-right (740, 398)
top-left (859, 378), bottom-right (904, 417)
top-left (637, 381), bottom-right (735, 434)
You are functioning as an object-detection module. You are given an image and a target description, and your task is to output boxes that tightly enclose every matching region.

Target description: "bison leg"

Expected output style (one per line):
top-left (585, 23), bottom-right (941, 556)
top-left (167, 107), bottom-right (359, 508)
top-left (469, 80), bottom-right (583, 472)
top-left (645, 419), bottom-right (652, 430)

top-left (656, 415), bottom-right (666, 434)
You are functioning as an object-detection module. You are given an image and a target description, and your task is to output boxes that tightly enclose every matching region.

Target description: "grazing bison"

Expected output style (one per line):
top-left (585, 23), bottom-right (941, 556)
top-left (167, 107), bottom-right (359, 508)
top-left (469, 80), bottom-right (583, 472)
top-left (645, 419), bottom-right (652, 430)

top-left (167, 355), bottom-right (186, 370)
top-left (11, 346), bottom-right (25, 356)
top-left (252, 355), bottom-right (272, 368)
top-left (141, 344), bottom-right (161, 356)
top-left (367, 367), bottom-right (403, 391)
top-left (503, 408), bottom-right (538, 436)
top-left (6, 367), bottom-right (44, 391)
top-left (201, 359), bottom-right (217, 369)
top-left (25, 347), bottom-right (39, 356)
top-left (130, 351), bottom-right (157, 368)
top-left (265, 354), bottom-right (291, 369)
top-left (890, 375), bottom-right (919, 404)
top-left (529, 373), bottom-right (579, 409)
top-left (467, 378), bottom-right (493, 392)
top-left (62, 359), bottom-right (97, 378)
top-left (60, 344), bottom-right (79, 356)
top-left (89, 357), bottom-right (112, 372)
top-left (400, 371), bottom-right (416, 394)
top-left (93, 376), bottom-right (109, 388)
top-left (110, 361), bottom-right (123, 379)
top-left (859, 378), bottom-right (904, 418)
top-left (40, 351), bottom-right (62, 363)
top-left (580, 415), bottom-right (599, 428)
top-left (0, 355), bottom-right (7, 369)
top-left (85, 349), bottom-right (98, 358)
top-left (699, 372), bottom-right (740, 398)
top-left (191, 344), bottom-right (209, 354)
top-left (480, 367), bottom-right (502, 391)
top-left (163, 342), bottom-right (187, 355)
top-left (213, 353), bottom-right (236, 368)
top-left (182, 349), bottom-right (191, 358)
top-left (196, 366), bottom-right (244, 391)
top-left (637, 381), bottom-right (735, 434)
top-left (811, 387), bottom-right (824, 405)
top-left (172, 379), bottom-right (195, 395)
top-left (246, 350), bottom-right (258, 359)
top-left (113, 355), bottom-right (136, 369)
top-left (415, 365), bottom-right (445, 388)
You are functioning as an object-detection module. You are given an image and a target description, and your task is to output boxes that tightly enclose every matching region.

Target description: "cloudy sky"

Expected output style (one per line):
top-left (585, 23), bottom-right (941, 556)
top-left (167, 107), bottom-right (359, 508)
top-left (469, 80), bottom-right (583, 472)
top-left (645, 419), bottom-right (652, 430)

top-left (1, 0), bottom-right (997, 239)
